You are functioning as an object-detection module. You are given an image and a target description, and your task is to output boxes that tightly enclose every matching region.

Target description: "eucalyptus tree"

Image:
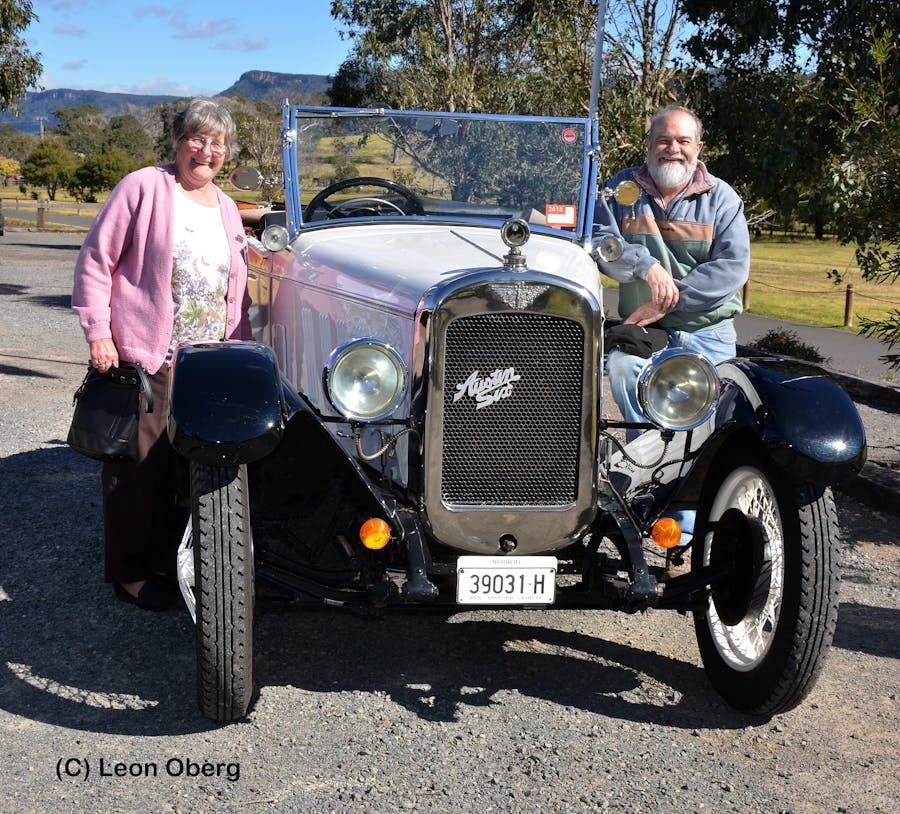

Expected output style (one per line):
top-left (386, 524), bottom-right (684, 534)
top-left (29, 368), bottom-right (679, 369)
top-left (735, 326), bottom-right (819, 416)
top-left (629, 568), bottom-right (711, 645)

top-left (22, 136), bottom-right (78, 199)
top-left (329, 0), bottom-right (692, 177)
top-left (0, 0), bottom-right (42, 112)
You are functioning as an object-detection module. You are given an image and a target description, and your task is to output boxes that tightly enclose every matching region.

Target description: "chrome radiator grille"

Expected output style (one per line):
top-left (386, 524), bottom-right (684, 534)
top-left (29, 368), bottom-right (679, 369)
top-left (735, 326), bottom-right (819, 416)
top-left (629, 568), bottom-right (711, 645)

top-left (441, 312), bottom-right (584, 506)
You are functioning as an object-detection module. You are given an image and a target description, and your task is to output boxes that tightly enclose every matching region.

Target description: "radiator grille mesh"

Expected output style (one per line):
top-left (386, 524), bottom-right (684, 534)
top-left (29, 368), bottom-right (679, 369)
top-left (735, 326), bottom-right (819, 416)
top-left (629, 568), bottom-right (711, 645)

top-left (440, 312), bottom-right (584, 506)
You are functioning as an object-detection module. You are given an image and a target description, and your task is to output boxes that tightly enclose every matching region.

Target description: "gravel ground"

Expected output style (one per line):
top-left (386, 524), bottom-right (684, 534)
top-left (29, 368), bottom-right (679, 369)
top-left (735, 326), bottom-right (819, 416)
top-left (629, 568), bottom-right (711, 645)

top-left (0, 230), bottom-right (897, 814)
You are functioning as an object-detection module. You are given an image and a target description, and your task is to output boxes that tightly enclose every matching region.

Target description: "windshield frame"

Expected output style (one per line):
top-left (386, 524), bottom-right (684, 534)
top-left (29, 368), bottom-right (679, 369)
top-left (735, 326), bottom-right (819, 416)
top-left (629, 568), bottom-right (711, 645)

top-left (280, 105), bottom-right (599, 245)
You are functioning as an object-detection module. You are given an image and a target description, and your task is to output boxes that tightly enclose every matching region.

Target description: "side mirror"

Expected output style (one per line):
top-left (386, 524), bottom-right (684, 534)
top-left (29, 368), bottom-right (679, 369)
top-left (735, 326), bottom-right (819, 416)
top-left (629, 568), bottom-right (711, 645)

top-left (229, 166), bottom-right (263, 192)
top-left (601, 179), bottom-right (640, 206)
top-left (594, 179), bottom-right (641, 262)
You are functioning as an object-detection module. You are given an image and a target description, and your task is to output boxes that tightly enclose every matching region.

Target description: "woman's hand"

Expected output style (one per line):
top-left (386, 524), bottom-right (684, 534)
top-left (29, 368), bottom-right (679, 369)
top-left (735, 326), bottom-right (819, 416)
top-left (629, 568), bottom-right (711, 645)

top-left (90, 338), bottom-right (119, 371)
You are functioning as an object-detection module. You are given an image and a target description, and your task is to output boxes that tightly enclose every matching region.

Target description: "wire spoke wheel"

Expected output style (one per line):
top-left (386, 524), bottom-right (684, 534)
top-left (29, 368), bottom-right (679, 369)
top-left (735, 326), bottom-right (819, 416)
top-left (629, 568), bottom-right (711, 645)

top-left (693, 453), bottom-right (839, 716)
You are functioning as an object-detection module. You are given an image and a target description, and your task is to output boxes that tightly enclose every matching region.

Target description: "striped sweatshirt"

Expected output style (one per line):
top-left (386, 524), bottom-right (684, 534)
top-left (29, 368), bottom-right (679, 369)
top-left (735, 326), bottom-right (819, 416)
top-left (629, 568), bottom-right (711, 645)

top-left (593, 161), bottom-right (750, 333)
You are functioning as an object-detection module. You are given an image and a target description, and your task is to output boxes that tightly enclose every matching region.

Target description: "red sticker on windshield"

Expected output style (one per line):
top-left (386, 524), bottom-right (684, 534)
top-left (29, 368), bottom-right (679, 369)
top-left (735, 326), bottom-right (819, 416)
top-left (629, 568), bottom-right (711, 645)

top-left (562, 128), bottom-right (577, 143)
top-left (546, 204), bottom-right (577, 227)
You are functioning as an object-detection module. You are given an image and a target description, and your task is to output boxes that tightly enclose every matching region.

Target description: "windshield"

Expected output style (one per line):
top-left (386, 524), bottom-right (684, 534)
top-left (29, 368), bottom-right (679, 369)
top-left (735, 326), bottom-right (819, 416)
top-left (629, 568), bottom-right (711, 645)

top-left (283, 107), bottom-right (595, 240)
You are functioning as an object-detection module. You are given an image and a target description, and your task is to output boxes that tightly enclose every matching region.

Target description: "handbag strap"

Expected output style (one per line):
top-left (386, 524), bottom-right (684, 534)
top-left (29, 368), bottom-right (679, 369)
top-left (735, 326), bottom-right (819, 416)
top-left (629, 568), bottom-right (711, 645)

top-left (76, 362), bottom-right (155, 414)
top-left (134, 365), bottom-right (154, 414)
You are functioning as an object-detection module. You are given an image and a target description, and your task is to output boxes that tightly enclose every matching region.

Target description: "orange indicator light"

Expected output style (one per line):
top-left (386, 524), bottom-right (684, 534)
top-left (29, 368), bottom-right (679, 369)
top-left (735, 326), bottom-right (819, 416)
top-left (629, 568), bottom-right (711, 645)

top-left (359, 518), bottom-right (391, 550)
top-left (651, 518), bottom-right (682, 549)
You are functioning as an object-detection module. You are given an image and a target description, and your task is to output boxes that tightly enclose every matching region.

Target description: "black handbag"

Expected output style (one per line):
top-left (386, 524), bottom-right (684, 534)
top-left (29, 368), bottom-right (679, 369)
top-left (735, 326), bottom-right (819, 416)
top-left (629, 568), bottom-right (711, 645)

top-left (604, 322), bottom-right (669, 359)
top-left (67, 363), bottom-right (154, 462)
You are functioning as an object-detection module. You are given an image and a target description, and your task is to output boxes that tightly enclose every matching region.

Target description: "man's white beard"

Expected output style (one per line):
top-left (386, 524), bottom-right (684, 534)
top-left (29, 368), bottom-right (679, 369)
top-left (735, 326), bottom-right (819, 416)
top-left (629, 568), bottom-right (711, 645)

top-left (649, 157), bottom-right (695, 190)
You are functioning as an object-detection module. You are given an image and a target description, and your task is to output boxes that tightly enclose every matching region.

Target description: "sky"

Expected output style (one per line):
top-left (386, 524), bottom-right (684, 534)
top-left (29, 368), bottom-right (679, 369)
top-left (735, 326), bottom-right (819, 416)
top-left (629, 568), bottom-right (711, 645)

top-left (28, 1), bottom-right (354, 97)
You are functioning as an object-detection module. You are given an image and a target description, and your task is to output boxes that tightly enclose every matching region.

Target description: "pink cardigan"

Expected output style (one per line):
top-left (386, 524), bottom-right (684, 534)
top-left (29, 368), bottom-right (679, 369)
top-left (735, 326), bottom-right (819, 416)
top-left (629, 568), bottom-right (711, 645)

top-left (72, 164), bottom-right (251, 375)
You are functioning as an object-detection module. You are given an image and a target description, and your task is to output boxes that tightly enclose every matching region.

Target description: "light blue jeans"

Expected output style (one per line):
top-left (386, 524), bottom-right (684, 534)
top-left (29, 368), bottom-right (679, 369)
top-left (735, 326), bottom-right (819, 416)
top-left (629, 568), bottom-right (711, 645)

top-left (606, 322), bottom-right (737, 542)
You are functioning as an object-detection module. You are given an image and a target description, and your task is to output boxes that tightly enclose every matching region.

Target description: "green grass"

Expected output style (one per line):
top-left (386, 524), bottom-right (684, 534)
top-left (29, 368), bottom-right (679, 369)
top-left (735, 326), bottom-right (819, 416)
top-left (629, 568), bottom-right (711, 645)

top-left (744, 237), bottom-right (900, 330)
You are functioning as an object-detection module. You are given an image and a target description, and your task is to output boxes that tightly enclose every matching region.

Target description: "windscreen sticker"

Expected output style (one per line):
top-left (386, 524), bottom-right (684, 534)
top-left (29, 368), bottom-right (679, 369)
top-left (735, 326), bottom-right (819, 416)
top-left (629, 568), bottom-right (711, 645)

top-left (545, 204), bottom-right (577, 228)
top-left (562, 128), bottom-right (578, 144)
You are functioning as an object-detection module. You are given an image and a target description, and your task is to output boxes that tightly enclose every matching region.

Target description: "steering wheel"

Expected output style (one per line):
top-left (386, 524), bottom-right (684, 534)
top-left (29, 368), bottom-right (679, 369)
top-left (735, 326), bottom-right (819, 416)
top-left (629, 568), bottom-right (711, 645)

top-left (304, 176), bottom-right (424, 221)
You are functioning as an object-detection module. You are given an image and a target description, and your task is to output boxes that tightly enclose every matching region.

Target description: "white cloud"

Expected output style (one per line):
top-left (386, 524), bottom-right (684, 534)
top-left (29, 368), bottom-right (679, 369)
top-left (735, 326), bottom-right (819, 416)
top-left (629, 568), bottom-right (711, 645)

top-left (214, 37), bottom-right (268, 52)
top-left (54, 24), bottom-right (85, 36)
top-left (62, 59), bottom-right (88, 71)
top-left (135, 5), bottom-right (171, 18)
top-left (172, 18), bottom-right (236, 40)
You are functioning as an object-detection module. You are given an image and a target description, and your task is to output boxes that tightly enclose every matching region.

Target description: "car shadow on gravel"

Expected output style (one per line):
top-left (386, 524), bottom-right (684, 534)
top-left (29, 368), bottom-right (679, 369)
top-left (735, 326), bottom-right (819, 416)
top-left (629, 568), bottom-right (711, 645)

top-left (252, 609), bottom-right (758, 730)
top-left (833, 602), bottom-right (900, 659)
top-left (4, 446), bottom-right (890, 737)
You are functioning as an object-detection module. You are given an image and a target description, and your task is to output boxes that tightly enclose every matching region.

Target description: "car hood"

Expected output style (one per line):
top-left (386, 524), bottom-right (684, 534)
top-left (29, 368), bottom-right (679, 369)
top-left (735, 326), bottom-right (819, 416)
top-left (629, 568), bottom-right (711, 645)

top-left (290, 222), bottom-right (601, 314)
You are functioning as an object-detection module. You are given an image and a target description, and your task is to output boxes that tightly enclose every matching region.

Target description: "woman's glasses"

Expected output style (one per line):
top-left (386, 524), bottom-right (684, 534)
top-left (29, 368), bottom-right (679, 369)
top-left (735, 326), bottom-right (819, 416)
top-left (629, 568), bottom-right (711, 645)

top-left (184, 136), bottom-right (227, 155)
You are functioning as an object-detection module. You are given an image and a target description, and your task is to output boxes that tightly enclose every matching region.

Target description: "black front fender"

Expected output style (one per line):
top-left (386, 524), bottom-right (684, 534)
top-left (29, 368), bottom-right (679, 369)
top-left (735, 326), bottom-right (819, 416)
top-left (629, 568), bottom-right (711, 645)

top-left (168, 341), bottom-right (286, 466)
top-left (714, 357), bottom-right (867, 485)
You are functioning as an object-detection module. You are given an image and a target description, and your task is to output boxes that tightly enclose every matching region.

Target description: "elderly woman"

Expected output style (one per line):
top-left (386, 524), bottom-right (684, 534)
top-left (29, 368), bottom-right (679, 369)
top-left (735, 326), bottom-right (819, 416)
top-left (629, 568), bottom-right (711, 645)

top-left (72, 98), bottom-right (251, 611)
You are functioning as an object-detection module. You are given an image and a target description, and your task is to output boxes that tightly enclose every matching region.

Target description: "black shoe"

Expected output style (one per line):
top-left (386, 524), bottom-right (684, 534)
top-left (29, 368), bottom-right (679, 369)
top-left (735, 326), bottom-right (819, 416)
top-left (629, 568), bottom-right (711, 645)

top-left (114, 575), bottom-right (179, 612)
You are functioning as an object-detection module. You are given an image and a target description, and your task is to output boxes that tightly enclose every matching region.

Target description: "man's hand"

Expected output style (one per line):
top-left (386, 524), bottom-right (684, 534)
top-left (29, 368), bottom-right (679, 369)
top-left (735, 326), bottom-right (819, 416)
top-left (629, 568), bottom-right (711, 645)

top-left (643, 263), bottom-right (680, 311)
top-left (624, 300), bottom-right (668, 327)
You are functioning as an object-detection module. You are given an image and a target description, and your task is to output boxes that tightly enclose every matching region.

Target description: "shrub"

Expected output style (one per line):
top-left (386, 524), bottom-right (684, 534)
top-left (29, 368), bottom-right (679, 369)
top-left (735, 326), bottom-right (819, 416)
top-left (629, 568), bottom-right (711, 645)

top-left (750, 328), bottom-right (829, 364)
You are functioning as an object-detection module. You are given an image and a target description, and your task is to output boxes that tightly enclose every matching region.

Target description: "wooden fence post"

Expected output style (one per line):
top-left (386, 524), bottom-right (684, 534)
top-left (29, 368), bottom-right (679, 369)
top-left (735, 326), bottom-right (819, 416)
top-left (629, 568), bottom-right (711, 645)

top-left (844, 284), bottom-right (855, 327)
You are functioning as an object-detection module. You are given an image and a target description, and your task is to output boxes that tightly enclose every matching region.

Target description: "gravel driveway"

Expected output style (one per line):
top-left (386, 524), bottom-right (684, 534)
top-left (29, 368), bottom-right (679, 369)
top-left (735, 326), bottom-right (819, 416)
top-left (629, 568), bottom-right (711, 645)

top-left (0, 231), bottom-right (897, 814)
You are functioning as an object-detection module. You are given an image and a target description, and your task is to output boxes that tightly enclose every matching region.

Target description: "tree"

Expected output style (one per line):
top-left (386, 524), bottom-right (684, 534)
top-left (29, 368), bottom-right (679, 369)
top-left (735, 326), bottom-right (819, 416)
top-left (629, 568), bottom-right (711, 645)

top-left (22, 137), bottom-right (78, 199)
top-left (233, 104), bottom-right (282, 201)
top-left (105, 114), bottom-right (154, 163)
top-left (680, 0), bottom-right (899, 231)
top-left (53, 104), bottom-right (106, 158)
top-left (0, 155), bottom-right (20, 183)
top-left (69, 145), bottom-right (136, 201)
top-left (0, 123), bottom-right (36, 161)
top-left (329, 1), bottom-right (692, 176)
top-left (151, 100), bottom-right (190, 161)
top-left (329, 0), bottom-right (539, 112)
top-left (830, 31), bottom-right (900, 367)
top-left (0, 0), bottom-right (42, 113)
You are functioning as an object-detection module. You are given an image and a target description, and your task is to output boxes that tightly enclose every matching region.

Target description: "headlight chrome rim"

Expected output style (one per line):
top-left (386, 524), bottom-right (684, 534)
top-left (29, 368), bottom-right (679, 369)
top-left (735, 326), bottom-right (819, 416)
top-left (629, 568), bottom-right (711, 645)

top-left (325, 339), bottom-right (408, 422)
top-left (636, 347), bottom-right (720, 432)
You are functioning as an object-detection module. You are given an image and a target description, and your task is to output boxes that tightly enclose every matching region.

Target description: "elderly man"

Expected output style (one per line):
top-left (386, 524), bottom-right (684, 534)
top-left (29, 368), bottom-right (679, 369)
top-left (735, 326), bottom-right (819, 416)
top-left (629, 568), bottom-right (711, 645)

top-left (594, 105), bottom-right (750, 443)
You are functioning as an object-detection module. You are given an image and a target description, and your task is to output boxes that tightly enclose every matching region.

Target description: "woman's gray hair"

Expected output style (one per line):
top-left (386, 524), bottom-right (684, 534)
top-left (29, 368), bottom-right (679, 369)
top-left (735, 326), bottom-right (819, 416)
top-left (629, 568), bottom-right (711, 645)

top-left (172, 98), bottom-right (238, 159)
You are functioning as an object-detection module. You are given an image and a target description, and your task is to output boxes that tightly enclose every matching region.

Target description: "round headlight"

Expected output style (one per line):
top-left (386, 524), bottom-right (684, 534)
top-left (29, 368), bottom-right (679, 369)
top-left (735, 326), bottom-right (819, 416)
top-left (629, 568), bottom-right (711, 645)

top-left (326, 340), bottom-right (408, 421)
top-left (636, 348), bottom-right (720, 431)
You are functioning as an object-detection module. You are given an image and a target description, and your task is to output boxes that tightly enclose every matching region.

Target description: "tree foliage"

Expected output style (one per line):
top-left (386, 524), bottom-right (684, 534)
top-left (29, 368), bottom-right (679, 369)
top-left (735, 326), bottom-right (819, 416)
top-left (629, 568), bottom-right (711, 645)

top-left (830, 31), bottom-right (900, 366)
top-left (329, 0), bottom-right (692, 177)
top-left (330, 0), bottom-right (540, 112)
top-left (0, 0), bottom-right (42, 113)
top-left (22, 137), bottom-right (77, 200)
top-left (53, 104), bottom-right (106, 157)
top-left (0, 154), bottom-right (20, 182)
top-left (681, 0), bottom-right (900, 361)
top-left (105, 114), bottom-right (154, 161)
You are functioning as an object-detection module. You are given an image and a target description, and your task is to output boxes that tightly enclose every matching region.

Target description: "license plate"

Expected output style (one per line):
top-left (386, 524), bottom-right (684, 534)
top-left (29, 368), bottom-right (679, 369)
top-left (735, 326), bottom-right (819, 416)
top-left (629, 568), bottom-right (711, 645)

top-left (456, 556), bottom-right (557, 605)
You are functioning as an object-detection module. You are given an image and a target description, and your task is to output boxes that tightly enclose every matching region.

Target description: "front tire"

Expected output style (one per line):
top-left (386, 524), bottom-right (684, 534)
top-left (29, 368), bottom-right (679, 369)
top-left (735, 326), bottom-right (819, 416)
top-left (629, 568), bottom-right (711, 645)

top-left (693, 453), bottom-right (840, 716)
top-left (191, 462), bottom-right (254, 721)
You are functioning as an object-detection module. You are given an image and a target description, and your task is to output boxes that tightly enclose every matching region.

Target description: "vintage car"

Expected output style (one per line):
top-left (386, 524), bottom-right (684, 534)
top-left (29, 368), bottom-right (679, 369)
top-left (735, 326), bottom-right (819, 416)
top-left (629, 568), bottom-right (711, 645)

top-left (167, 102), bottom-right (866, 722)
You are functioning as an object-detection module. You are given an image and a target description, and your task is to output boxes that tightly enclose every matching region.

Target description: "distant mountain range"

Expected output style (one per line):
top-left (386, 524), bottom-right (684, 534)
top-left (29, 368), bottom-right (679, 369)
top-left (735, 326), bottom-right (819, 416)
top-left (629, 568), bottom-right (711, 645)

top-left (0, 71), bottom-right (332, 134)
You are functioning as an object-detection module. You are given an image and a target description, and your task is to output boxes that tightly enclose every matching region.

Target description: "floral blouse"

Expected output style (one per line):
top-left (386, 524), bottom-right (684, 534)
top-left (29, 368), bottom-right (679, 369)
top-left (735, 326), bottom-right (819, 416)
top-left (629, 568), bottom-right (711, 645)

top-left (168, 188), bottom-right (233, 359)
